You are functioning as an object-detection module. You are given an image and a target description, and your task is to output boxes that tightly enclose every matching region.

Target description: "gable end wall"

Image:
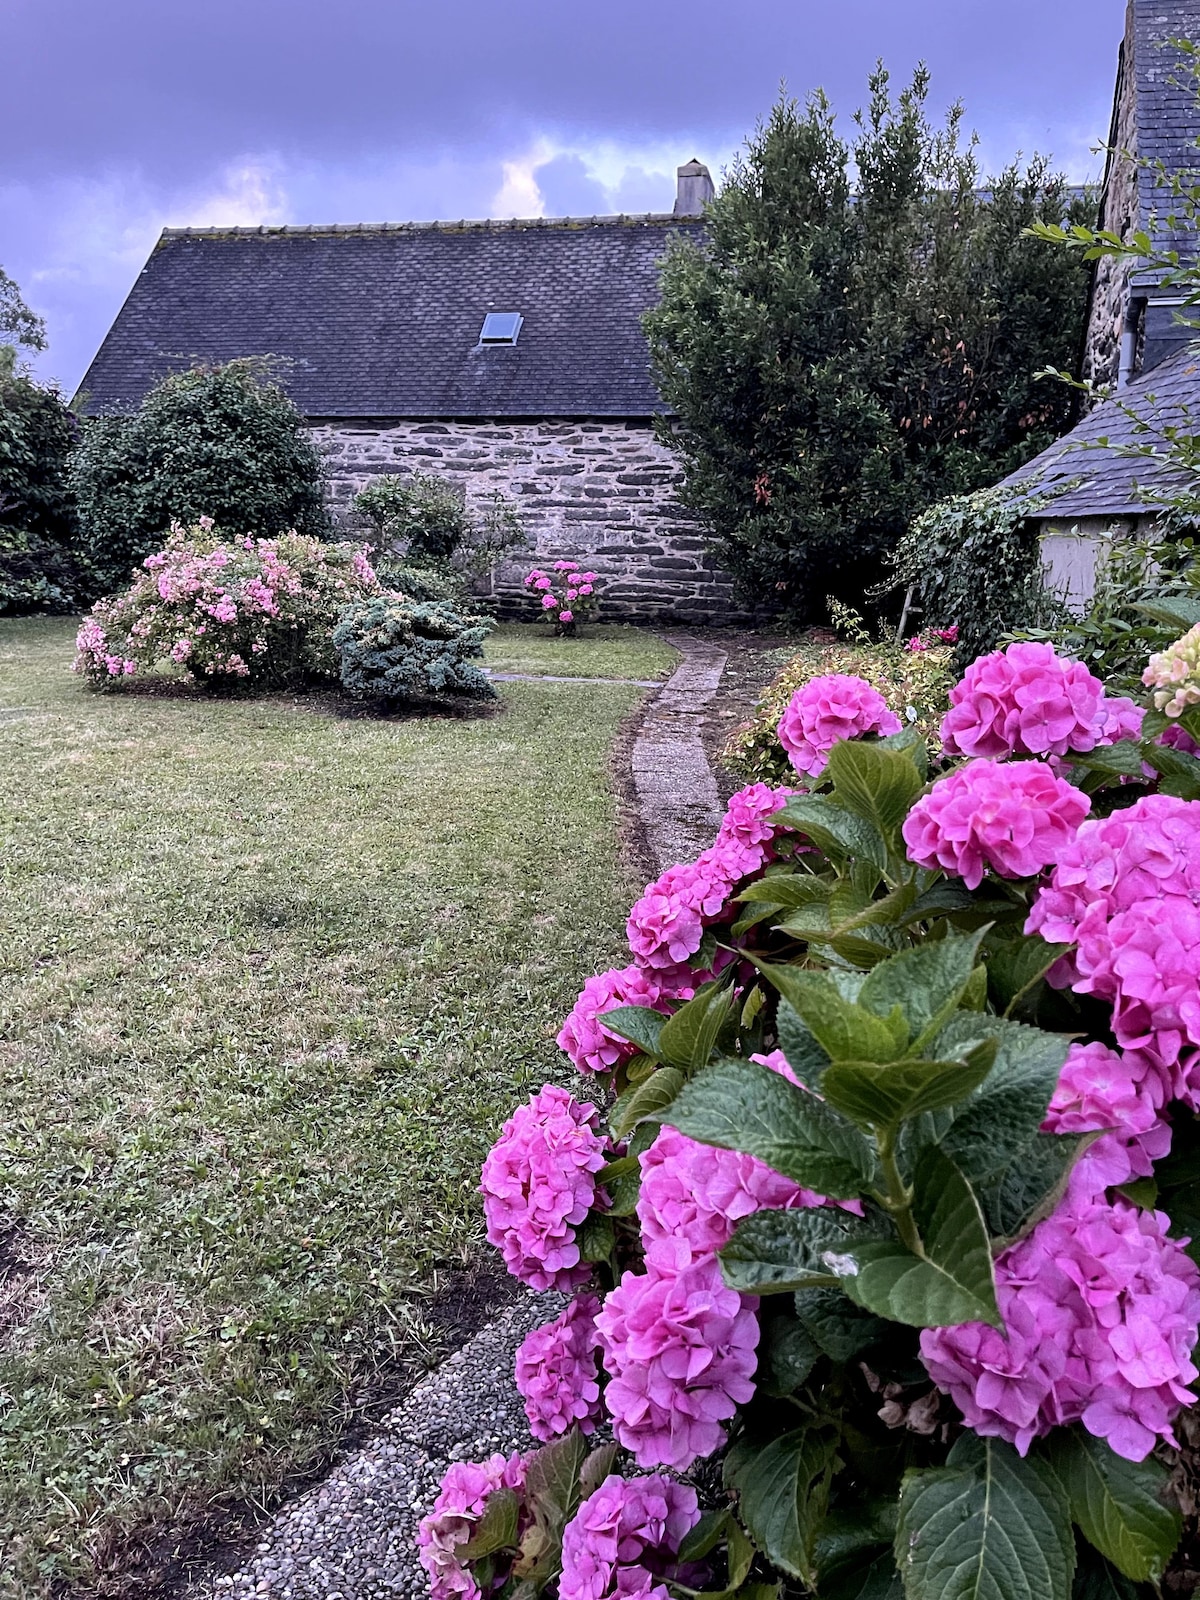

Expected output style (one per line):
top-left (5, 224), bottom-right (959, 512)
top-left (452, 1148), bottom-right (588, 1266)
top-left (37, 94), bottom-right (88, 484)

top-left (313, 417), bottom-right (751, 624)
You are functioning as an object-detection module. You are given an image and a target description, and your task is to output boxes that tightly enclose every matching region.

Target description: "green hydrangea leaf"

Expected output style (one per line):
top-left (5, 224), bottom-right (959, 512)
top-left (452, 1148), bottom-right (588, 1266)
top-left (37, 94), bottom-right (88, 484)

top-left (824, 737), bottom-right (928, 841)
top-left (1043, 1429), bottom-right (1181, 1584)
top-left (667, 1057), bottom-right (875, 1199)
top-left (724, 1427), bottom-right (837, 1586)
top-left (821, 1042), bottom-right (996, 1132)
top-left (896, 1434), bottom-right (1075, 1600)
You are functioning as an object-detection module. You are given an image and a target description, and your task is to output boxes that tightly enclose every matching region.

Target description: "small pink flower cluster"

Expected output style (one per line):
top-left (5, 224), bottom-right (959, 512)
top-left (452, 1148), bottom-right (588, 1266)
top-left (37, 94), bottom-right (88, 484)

top-left (1027, 794), bottom-right (1200, 1082)
top-left (559, 1474), bottom-right (701, 1600)
top-left (478, 1085), bottom-right (608, 1291)
top-left (624, 784), bottom-right (793, 976)
top-left (557, 963), bottom-right (695, 1076)
top-left (417, 1451), bottom-right (528, 1600)
top-left (514, 1293), bottom-right (603, 1440)
top-left (635, 1124), bottom-right (834, 1258)
top-left (940, 641), bottom-right (1130, 759)
top-left (920, 1159), bottom-right (1200, 1462)
top-left (776, 674), bottom-right (902, 778)
top-left (73, 522), bottom-right (381, 688)
top-left (524, 560), bottom-right (599, 628)
top-left (902, 758), bottom-right (1090, 889)
top-left (905, 625), bottom-right (959, 652)
top-left (594, 1240), bottom-right (760, 1471)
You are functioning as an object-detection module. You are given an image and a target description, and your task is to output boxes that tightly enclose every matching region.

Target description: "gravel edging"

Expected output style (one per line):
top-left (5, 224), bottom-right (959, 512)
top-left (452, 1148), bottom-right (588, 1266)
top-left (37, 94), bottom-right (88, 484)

top-left (185, 635), bottom-right (728, 1600)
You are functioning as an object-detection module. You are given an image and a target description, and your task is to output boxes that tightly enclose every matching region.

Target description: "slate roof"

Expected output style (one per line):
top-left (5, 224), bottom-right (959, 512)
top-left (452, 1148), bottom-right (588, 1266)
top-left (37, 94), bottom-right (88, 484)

top-left (1001, 342), bottom-right (1200, 518)
top-left (1128, 0), bottom-right (1200, 280)
top-left (76, 216), bottom-right (700, 419)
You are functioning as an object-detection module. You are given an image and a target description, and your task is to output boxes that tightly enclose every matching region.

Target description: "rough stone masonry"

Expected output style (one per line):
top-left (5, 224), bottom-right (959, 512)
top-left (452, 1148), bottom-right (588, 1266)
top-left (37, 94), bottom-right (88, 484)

top-left (313, 417), bottom-right (747, 625)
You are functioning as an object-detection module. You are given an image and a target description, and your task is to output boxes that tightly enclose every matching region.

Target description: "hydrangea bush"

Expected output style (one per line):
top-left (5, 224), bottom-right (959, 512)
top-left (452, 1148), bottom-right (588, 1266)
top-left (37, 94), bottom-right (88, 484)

top-left (525, 561), bottom-right (600, 636)
top-left (423, 627), bottom-right (1200, 1600)
top-left (73, 519), bottom-right (381, 688)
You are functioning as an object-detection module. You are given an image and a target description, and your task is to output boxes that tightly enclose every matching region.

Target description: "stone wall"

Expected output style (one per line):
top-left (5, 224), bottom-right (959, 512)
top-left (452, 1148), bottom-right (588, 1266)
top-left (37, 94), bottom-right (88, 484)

top-left (311, 417), bottom-right (750, 624)
top-left (1083, 11), bottom-right (1139, 387)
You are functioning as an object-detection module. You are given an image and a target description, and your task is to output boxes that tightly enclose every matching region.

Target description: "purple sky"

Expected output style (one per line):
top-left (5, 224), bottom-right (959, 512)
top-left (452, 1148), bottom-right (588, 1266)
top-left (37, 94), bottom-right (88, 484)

top-left (3, 0), bottom-right (1126, 394)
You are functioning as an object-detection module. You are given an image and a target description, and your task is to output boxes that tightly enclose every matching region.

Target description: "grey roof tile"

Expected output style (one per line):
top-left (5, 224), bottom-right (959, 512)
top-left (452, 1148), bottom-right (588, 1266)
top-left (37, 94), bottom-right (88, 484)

top-left (76, 216), bottom-right (699, 419)
top-left (1002, 342), bottom-right (1200, 516)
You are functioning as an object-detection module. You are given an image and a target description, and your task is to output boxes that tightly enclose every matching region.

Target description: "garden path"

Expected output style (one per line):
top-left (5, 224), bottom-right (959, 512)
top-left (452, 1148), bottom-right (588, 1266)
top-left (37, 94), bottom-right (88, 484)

top-left (191, 633), bottom-right (728, 1600)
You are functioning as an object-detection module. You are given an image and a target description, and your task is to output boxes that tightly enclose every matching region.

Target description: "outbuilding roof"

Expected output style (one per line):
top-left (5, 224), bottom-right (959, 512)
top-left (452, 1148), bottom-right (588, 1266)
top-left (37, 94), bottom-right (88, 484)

top-left (76, 215), bottom-right (700, 420)
top-left (1002, 342), bottom-right (1200, 519)
top-left (1128, 0), bottom-right (1200, 280)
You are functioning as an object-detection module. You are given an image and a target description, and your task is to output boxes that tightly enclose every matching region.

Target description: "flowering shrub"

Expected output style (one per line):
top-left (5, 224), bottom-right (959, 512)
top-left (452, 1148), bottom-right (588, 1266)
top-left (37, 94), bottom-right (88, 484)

top-left (722, 638), bottom-right (953, 786)
top-left (333, 596), bottom-right (497, 703)
top-left (1145, 620), bottom-right (1200, 717)
top-left (524, 561), bottom-right (600, 636)
top-left (432, 637), bottom-right (1200, 1600)
top-left (73, 519), bottom-right (381, 689)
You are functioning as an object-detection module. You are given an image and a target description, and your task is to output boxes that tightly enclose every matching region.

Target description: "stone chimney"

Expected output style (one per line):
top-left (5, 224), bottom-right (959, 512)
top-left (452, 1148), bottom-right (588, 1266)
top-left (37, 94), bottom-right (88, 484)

top-left (673, 159), bottom-right (714, 217)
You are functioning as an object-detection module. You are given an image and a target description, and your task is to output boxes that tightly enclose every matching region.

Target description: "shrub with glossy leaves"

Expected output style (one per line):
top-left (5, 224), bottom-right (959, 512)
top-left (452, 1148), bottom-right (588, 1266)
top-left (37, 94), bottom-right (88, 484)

top-left (73, 359), bottom-right (329, 597)
top-left (434, 639), bottom-right (1200, 1600)
top-left (333, 596), bottom-right (497, 704)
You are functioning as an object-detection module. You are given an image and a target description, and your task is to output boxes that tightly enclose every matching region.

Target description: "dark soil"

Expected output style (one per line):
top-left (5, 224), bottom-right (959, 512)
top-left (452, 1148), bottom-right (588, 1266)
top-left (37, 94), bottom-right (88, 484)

top-left (83, 1256), bottom-right (517, 1600)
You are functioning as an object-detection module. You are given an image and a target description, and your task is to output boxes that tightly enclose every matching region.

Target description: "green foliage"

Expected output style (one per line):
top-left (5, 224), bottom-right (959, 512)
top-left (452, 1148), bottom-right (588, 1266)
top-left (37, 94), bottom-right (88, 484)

top-left (353, 472), bottom-right (526, 582)
top-left (891, 484), bottom-right (1058, 667)
top-left (0, 264), bottom-right (46, 353)
top-left (1015, 535), bottom-right (1200, 695)
top-left (0, 351), bottom-right (85, 613)
top-left (73, 359), bottom-right (329, 597)
top-left (372, 557), bottom-right (472, 608)
top-left (551, 720), bottom-right (1200, 1600)
top-left (644, 70), bottom-right (1092, 619)
top-left (722, 638), bottom-right (953, 785)
top-left (333, 595), bottom-right (498, 703)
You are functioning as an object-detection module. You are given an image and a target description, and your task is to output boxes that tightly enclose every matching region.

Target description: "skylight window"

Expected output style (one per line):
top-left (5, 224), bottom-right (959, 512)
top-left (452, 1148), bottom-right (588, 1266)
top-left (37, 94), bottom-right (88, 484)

top-left (479, 311), bottom-right (522, 345)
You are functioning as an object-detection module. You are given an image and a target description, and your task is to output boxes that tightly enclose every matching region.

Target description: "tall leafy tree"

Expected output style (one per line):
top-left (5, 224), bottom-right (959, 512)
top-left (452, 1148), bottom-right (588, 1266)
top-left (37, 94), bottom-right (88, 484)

top-left (0, 264), bottom-right (46, 354)
top-left (645, 69), bottom-right (1093, 619)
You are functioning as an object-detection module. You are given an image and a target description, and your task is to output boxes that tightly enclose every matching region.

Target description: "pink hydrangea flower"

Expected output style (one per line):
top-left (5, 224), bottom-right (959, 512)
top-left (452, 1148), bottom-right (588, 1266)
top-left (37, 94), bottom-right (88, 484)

top-left (636, 1126), bottom-right (835, 1260)
top-left (901, 758), bottom-right (1089, 889)
top-left (560, 610), bottom-right (574, 623)
top-left (417, 1452), bottom-right (528, 1600)
top-left (941, 642), bottom-right (1108, 759)
top-left (1043, 1041), bottom-right (1170, 1139)
top-left (594, 1242), bottom-right (760, 1470)
top-left (1095, 695), bottom-right (1145, 744)
top-left (542, 594), bottom-right (558, 610)
top-left (776, 674), bottom-right (902, 779)
top-left (515, 1294), bottom-right (603, 1440)
top-left (559, 1474), bottom-right (700, 1600)
top-left (920, 1184), bottom-right (1200, 1461)
top-left (711, 783), bottom-right (795, 877)
top-left (557, 964), bottom-right (669, 1074)
top-left (479, 1086), bottom-right (608, 1291)
top-left (625, 851), bottom-right (736, 970)
top-left (1027, 795), bottom-right (1200, 1081)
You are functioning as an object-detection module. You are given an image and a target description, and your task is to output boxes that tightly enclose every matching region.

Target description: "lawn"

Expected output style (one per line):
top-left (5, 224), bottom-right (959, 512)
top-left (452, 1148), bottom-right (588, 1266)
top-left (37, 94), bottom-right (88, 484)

top-left (483, 622), bottom-right (679, 681)
top-left (0, 617), bottom-right (655, 1597)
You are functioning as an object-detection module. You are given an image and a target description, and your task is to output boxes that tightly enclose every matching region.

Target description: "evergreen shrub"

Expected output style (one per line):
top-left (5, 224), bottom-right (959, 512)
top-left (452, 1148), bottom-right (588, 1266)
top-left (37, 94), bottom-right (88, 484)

top-left (0, 352), bottom-right (84, 612)
top-left (333, 596), bottom-right (497, 704)
top-left (73, 360), bottom-right (329, 597)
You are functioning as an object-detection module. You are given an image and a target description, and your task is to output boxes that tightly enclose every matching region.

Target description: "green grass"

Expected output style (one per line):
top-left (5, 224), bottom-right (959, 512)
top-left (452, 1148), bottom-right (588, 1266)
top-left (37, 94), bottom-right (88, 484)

top-left (484, 623), bottom-right (679, 681)
top-left (0, 618), bottom-right (650, 1596)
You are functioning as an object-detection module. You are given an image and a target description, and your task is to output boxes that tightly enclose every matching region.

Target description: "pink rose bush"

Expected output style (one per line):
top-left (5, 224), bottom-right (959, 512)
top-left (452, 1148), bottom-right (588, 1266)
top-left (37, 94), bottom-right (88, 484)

top-left (74, 520), bottom-right (381, 689)
top-left (436, 637), bottom-right (1200, 1600)
top-left (776, 672), bottom-right (902, 777)
top-left (524, 560), bottom-right (600, 635)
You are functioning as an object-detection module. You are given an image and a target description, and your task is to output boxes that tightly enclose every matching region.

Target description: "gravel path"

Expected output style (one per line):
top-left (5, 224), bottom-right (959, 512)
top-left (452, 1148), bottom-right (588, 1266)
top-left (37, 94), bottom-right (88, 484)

top-left (188, 634), bottom-right (727, 1599)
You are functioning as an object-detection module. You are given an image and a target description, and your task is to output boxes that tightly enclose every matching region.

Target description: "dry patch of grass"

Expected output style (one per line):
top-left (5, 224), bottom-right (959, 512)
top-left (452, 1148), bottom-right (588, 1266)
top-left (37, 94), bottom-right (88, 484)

top-left (0, 618), bottom-right (651, 1596)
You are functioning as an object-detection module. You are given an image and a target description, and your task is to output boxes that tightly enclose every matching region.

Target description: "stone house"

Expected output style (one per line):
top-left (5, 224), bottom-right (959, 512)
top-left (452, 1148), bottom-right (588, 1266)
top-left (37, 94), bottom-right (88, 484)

top-left (1004, 0), bottom-right (1200, 607)
top-left (76, 162), bottom-right (743, 624)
